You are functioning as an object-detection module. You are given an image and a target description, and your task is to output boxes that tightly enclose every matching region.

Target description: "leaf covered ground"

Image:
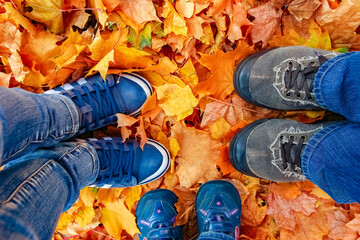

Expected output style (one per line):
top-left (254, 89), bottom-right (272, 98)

top-left (1, 0), bottom-right (360, 239)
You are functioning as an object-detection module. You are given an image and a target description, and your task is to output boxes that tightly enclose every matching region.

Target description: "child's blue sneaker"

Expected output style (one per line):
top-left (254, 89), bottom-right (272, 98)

top-left (196, 180), bottom-right (241, 239)
top-left (136, 189), bottom-right (183, 240)
top-left (46, 73), bottom-right (152, 135)
top-left (86, 137), bottom-right (170, 188)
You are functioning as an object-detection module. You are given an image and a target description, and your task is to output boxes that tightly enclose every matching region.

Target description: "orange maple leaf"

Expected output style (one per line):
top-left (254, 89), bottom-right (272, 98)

top-left (196, 41), bottom-right (254, 100)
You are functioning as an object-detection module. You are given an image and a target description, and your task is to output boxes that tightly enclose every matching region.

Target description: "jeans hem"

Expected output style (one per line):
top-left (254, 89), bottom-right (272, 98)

top-left (301, 121), bottom-right (349, 182)
top-left (313, 52), bottom-right (357, 111)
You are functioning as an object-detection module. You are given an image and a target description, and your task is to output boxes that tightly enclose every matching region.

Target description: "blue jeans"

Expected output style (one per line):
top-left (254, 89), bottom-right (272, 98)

top-left (302, 51), bottom-right (360, 204)
top-left (0, 88), bottom-right (99, 240)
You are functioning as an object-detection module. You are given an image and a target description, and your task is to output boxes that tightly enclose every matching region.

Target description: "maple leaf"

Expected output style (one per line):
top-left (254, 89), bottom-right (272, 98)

top-left (267, 192), bottom-right (317, 231)
top-left (1, 2), bottom-right (37, 35)
top-left (115, 0), bottom-right (160, 28)
top-left (86, 49), bottom-right (115, 80)
top-left (269, 21), bottom-right (332, 50)
top-left (209, 117), bottom-right (231, 141)
top-left (87, 0), bottom-right (108, 28)
top-left (248, 2), bottom-right (281, 44)
top-left (162, 0), bottom-right (188, 36)
top-left (346, 213), bottom-right (360, 234)
top-left (280, 211), bottom-right (330, 240)
top-left (101, 199), bottom-right (139, 239)
top-left (156, 83), bottom-right (199, 120)
top-left (227, 2), bottom-right (252, 42)
top-left (241, 191), bottom-right (267, 226)
top-left (171, 123), bottom-right (222, 188)
top-left (196, 41), bottom-right (254, 99)
top-left (271, 0), bottom-right (321, 21)
top-left (327, 209), bottom-right (358, 240)
top-left (315, 0), bottom-right (360, 46)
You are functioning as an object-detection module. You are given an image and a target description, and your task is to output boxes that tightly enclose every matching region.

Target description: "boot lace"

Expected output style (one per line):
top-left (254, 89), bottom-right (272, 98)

top-left (284, 55), bottom-right (328, 99)
top-left (94, 140), bottom-right (135, 184)
top-left (61, 79), bottom-right (122, 132)
top-left (280, 135), bottom-right (306, 172)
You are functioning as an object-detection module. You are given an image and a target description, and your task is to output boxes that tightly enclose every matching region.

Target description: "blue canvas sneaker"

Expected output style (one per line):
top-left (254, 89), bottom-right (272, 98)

top-left (196, 180), bottom-right (241, 240)
top-left (136, 189), bottom-right (182, 240)
top-left (85, 137), bottom-right (170, 188)
top-left (45, 73), bottom-right (152, 135)
top-left (229, 118), bottom-right (336, 182)
top-left (233, 46), bottom-right (341, 110)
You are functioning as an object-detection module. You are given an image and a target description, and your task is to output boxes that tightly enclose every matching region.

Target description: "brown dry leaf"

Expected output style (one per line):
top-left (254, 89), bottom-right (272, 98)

top-left (227, 2), bottom-right (252, 42)
top-left (196, 41), bottom-right (254, 99)
top-left (271, 0), bottom-right (321, 21)
top-left (173, 185), bottom-right (197, 226)
top-left (315, 0), bottom-right (360, 46)
top-left (248, 3), bottom-right (281, 44)
top-left (171, 123), bottom-right (222, 188)
top-left (267, 192), bottom-right (317, 231)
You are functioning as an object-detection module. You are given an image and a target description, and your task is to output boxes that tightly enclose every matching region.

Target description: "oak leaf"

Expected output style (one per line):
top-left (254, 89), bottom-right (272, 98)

top-left (171, 123), bottom-right (222, 188)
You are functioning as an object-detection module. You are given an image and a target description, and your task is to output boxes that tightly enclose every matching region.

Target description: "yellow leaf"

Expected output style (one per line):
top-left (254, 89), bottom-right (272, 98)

top-left (79, 187), bottom-right (97, 206)
top-left (179, 58), bottom-right (198, 86)
top-left (86, 49), bottom-right (115, 80)
top-left (88, 30), bottom-right (123, 61)
top-left (310, 186), bottom-right (332, 199)
top-left (96, 188), bottom-right (123, 203)
top-left (123, 186), bottom-right (142, 209)
top-left (209, 117), bottom-right (231, 141)
top-left (169, 138), bottom-right (180, 158)
top-left (156, 84), bottom-right (199, 120)
top-left (113, 46), bottom-right (154, 69)
top-left (56, 212), bottom-right (73, 231)
top-left (2, 3), bottom-right (37, 35)
top-left (101, 200), bottom-right (140, 239)
top-left (305, 110), bottom-right (326, 119)
top-left (87, 0), bottom-right (109, 28)
top-left (163, 0), bottom-right (188, 36)
top-left (75, 206), bottom-right (95, 228)
top-left (171, 123), bottom-right (222, 188)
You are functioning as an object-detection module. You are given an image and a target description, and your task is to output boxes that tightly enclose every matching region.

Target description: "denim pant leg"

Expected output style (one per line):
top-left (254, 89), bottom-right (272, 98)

top-left (197, 232), bottom-right (235, 240)
top-left (314, 51), bottom-right (360, 123)
top-left (0, 141), bottom-right (99, 240)
top-left (302, 121), bottom-right (360, 204)
top-left (0, 87), bottom-right (80, 165)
